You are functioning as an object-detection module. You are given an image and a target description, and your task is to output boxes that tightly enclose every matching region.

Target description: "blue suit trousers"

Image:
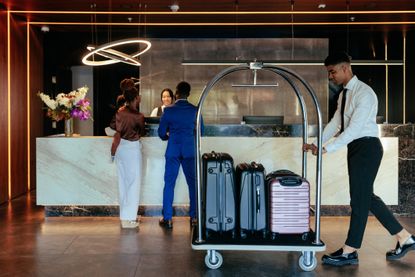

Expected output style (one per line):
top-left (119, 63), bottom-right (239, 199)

top-left (162, 156), bottom-right (196, 220)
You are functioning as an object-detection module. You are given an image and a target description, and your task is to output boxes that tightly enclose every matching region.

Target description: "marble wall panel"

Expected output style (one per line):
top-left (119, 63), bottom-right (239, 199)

top-left (390, 124), bottom-right (415, 215)
top-left (141, 38), bottom-right (328, 124)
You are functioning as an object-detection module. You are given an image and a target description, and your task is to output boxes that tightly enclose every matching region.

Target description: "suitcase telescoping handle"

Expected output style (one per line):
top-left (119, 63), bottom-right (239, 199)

top-left (279, 176), bottom-right (303, 186)
top-left (253, 173), bottom-right (261, 214)
top-left (256, 185), bottom-right (260, 213)
top-left (251, 163), bottom-right (263, 214)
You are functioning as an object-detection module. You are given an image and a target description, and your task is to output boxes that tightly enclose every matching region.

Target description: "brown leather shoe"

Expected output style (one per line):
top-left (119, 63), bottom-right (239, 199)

top-left (159, 218), bottom-right (173, 229)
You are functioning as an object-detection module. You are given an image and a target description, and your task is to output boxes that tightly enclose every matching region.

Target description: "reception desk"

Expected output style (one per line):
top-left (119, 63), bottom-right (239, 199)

top-left (36, 125), bottom-right (399, 216)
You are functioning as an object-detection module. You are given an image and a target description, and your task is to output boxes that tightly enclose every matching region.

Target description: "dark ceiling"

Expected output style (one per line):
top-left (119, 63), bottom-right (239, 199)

top-left (4, 0), bottom-right (415, 12)
top-left (4, 0), bottom-right (415, 31)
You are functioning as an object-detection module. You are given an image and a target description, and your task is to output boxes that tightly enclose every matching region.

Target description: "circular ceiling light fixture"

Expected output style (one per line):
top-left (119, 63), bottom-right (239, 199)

top-left (82, 38), bottom-right (151, 66)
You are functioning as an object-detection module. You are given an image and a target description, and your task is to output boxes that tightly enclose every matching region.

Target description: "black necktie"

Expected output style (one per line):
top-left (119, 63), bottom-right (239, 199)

top-left (340, 89), bottom-right (348, 133)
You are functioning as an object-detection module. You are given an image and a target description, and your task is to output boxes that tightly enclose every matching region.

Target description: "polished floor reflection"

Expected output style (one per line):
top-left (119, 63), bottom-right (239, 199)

top-left (0, 193), bottom-right (414, 277)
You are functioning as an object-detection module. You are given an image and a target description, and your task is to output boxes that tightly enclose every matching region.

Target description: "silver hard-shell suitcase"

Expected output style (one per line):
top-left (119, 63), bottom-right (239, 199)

top-left (236, 162), bottom-right (267, 238)
top-left (203, 151), bottom-right (236, 238)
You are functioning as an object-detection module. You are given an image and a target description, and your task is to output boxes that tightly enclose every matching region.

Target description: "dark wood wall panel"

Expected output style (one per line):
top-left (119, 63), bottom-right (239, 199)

top-left (406, 31), bottom-right (415, 123)
top-left (9, 16), bottom-right (28, 199)
top-left (29, 27), bottom-right (44, 190)
top-left (0, 11), bottom-right (9, 204)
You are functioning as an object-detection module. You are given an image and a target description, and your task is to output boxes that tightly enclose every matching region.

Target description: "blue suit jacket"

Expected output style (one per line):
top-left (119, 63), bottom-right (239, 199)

top-left (158, 100), bottom-right (203, 158)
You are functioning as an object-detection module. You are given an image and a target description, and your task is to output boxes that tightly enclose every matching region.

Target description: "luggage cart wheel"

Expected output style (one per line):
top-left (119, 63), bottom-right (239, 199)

top-left (298, 251), bottom-right (317, 271)
top-left (205, 250), bottom-right (223, 269)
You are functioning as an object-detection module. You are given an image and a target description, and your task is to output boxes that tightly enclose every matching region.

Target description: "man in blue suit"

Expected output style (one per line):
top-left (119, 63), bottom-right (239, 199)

top-left (158, 81), bottom-right (202, 229)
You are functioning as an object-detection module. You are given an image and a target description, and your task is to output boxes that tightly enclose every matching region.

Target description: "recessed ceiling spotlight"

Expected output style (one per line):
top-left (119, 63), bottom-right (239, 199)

top-left (318, 3), bottom-right (326, 9)
top-left (41, 25), bottom-right (50, 32)
top-left (169, 4), bottom-right (180, 12)
top-left (169, 4), bottom-right (179, 12)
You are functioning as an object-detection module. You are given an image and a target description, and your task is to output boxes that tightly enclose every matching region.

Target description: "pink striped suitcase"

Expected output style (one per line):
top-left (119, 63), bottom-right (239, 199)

top-left (268, 174), bottom-right (310, 240)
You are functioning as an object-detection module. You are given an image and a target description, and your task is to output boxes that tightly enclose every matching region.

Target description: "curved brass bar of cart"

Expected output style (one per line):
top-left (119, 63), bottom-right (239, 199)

top-left (194, 62), bottom-right (323, 246)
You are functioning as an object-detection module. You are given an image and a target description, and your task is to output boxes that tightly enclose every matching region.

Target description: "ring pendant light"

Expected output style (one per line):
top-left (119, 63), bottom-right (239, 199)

top-left (82, 38), bottom-right (151, 66)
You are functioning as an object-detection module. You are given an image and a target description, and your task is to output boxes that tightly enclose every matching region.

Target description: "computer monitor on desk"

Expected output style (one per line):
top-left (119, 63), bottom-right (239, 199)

top-left (144, 117), bottom-right (160, 124)
top-left (242, 116), bottom-right (284, 125)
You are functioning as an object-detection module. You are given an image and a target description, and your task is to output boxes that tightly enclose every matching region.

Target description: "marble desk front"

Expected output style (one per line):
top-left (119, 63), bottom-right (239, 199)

top-left (37, 136), bottom-right (398, 207)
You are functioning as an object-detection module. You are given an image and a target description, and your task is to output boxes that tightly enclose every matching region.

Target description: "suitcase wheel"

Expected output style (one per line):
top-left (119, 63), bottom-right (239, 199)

top-left (271, 233), bottom-right (278, 240)
top-left (301, 232), bottom-right (309, 241)
top-left (262, 230), bottom-right (268, 239)
top-left (240, 230), bottom-right (247, 239)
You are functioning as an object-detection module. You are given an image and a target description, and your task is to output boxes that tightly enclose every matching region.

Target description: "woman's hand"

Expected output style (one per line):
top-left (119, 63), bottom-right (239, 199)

top-left (111, 132), bottom-right (121, 157)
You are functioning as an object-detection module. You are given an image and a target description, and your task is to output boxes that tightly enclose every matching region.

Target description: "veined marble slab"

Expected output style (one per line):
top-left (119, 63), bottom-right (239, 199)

top-left (36, 136), bottom-right (398, 206)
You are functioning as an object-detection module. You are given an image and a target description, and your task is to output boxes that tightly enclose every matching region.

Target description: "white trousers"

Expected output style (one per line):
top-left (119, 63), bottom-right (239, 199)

top-left (115, 139), bottom-right (142, 221)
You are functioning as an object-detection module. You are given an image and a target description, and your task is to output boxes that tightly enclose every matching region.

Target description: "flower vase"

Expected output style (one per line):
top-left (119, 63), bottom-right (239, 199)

top-left (64, 118), bottom-right (74, 137)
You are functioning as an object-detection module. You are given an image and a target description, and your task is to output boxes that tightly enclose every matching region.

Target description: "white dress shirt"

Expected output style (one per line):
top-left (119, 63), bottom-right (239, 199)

top-left (150, 105), bottom-right (166, 117)
top-left (321, 75), bottom-right (379, 153)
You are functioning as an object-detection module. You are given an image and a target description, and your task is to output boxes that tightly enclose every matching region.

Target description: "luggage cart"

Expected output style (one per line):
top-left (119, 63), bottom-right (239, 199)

top-left (192, 62), bottom-right (326, 272)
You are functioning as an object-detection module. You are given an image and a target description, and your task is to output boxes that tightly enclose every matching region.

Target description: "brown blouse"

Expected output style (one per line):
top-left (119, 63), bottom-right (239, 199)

top-left (111, 106), bottom-right (145, 141)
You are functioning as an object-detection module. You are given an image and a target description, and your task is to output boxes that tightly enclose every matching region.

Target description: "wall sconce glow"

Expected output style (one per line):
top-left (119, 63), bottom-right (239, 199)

top-left (82, 38), bottom-right (151, 66)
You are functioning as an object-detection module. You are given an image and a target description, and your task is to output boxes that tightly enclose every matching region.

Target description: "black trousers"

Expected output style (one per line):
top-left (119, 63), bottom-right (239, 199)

top-left (345, 137), bottom-right (403, 248)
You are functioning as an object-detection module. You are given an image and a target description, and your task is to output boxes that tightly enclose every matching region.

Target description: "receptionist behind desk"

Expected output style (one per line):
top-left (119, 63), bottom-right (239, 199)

top-left (150, 88), bottom-right (174, 117)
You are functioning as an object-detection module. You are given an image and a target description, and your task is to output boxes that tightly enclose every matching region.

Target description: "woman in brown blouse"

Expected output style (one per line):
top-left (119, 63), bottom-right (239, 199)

top-left (110, 78), bottom-right (145, 229)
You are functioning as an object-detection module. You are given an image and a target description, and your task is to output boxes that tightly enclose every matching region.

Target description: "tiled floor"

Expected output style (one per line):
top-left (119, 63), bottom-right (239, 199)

top-left (0, 193), bottom-right (414, 277)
